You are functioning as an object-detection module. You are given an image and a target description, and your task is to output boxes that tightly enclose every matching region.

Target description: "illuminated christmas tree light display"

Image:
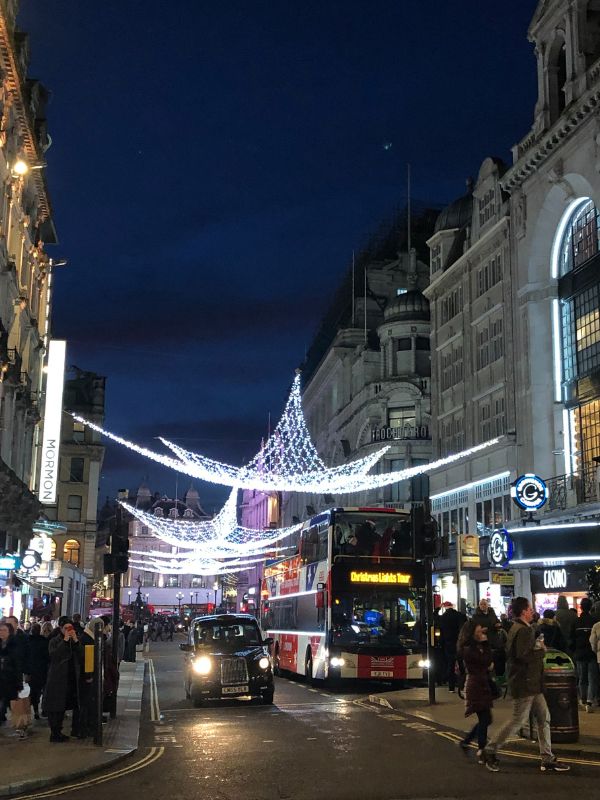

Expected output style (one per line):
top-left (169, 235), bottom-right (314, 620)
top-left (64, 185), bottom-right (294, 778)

top-left (74, 373), bottom-right (499, 494)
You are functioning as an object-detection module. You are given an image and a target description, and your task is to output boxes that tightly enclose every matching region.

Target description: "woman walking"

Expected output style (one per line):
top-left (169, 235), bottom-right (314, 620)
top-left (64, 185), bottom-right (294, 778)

top-left (458, 620), bottom-right (497, 770)
top-left (0, 621), bottom-right (25, 737)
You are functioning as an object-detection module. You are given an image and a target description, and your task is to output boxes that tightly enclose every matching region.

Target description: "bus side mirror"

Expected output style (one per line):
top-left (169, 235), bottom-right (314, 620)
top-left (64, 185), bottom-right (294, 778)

top-left (315, 590), bottom-right (325, 609)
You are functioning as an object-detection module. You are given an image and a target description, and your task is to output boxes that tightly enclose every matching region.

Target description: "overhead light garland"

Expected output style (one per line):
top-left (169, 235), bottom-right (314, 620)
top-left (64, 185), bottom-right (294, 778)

top-left (128, 555), bottom-right (267, 577)
top-left (73, 373), bottom-right (499, 494)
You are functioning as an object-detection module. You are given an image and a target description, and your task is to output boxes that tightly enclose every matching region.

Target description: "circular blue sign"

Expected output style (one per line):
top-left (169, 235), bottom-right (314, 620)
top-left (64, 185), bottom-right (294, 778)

top-left (511, 474), bottom-right (548, 511)
top-left (489, 529), bottom-right (514, 568)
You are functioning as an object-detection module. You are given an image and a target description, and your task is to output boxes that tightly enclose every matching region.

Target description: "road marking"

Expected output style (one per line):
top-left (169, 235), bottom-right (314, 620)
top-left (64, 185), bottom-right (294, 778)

top-left (148, 659), bottom-right (161, 721)
top-left (392, 733), bottom-right (403, 737)
top-left (14, 747), bottom-right (165, 798)
top-left (262, 739), bottom-right (274, 743)
top-left (306, 737), bottom-right (317, 740)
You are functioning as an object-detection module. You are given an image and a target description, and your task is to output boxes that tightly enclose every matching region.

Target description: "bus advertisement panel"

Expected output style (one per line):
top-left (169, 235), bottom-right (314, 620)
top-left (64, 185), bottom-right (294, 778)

top-left (260, 507), bottom-right (427, 684)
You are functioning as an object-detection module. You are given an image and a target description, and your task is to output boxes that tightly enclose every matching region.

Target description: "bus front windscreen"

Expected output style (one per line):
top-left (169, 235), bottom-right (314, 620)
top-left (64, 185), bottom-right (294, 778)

top-left (331, 589), bottom-right (422, 651)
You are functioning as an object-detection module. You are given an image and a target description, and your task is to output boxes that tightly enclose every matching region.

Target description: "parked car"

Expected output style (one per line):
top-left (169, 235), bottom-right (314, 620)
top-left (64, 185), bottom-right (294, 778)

top-left (180, 614), bottom-right (274, 706)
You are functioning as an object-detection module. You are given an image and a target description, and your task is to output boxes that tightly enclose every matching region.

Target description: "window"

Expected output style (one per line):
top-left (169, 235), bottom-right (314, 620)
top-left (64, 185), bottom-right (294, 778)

top-left (191, 577), bottom-right (205, 588)
top-left (389, 459), bottom-right (408, 503)
top-left (490, 317), bottom-right (504, 361)
top-left (63, 539), bottom-right (80, 567)
top-left (416, 336), bottom-right (430, 350)
top-left (142, 573), bottom-right (155, 587)
top-left (72, 422), bottom-right (85, 443)
top-left (439, 414), bottom-right (464, 457)
top-left (493, 394), bottom-right (506, 436)
top-left (49, 540), bottom-right (56, 560)
top-left (452, 345), bottom-right (463, 385)
top-left (388, 407), bottom-right (416, 430)
top-left (165, 576), bottom-right (180, 588)
top-left (476, 253), bottom-right (502, 297)
top-left (479, 403), bottom-right (492, 441)
top-left (431, 243), bottom-right (442, 274)
top-left (397, 337), bottom-right (411, 351)
top-left (477, 327), bottom-right (489, 370)
top-left (478, 188), bottom-right (495, 227)
top-left (441, 345), bottom-right (463, 391)
top-left (440, 286), bottom-right (463, 325)
top-left (558, 200), bottom-right (599, 276)
top-left (476, 317), bottom-right (503, 369)
top-left (574, 285), bottom-right (600, 377)
top-left (69, 457), bottom-right (84, 483)
top-left (67, 495), bottom-right (82, 522)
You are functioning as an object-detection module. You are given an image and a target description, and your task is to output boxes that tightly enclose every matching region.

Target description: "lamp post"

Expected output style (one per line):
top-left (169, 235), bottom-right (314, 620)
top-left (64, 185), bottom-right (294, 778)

top-left (176, 591), bottom-right (184, 617)
top-left (189, 592), bottom-right (193, 614)
top-left (128, 590), bottom-right (132, 606)
top-left (213, 580), bottom-right (219, 611)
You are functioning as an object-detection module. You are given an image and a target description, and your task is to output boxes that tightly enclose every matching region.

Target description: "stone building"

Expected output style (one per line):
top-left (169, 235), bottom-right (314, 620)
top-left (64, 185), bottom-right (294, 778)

top-left (281, 208), bottom-right (438, 525)
top-left (0, 1), bottom-right (57, 618)
top-left (425, 0), bottom-right (600, 613)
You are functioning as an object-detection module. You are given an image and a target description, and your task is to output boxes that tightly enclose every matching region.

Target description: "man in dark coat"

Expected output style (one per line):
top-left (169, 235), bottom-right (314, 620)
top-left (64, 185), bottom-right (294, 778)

top-left (0, 621), bottom-right (23, 726)
top-left (484, 597), bottom-right (570, 772)
top-left (44, 618), bottom-right (81, 742)
top-left (77, 618), bottom-right (104, 738)
top-left (5, 615), bottom-right (31, 681)
top-left (438, 601), bottom-right (466, 692)
top-left (28, 623), bottom-right (50, 719)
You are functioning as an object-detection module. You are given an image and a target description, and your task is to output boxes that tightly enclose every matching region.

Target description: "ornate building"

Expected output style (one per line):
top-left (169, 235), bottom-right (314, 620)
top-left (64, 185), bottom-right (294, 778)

top-left (0, 1), bottom-right (57, 617)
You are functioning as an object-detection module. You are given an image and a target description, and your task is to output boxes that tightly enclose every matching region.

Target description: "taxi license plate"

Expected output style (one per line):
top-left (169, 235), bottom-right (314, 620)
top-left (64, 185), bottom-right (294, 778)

top-left (222, 685), bottom-right (249, 694)
top-left (371, 670), bottom-right (394, 678)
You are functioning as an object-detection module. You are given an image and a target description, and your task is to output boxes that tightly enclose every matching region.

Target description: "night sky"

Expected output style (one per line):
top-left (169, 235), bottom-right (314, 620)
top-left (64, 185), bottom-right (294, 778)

top-left (20, 1), bottom-right (537, 511)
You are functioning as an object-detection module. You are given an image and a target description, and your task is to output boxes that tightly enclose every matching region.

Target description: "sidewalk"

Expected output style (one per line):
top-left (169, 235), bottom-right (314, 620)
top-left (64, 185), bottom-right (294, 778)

top-left (368, 686), bottom-right (600, 760)
top-left (0, 659), bottom-right (146, 797)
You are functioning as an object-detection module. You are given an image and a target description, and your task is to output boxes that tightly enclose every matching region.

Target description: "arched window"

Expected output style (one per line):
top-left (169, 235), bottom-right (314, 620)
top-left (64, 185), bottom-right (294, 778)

top-left (49, 540), bottom-right (57, 560)
top-left (548, 36), bottom-right (567, 124)
top-left (553, 198), bottom-right (599, 278)
top-left (584, 1), bottom-right (600, 69)
top-left (63, 539), bottom-right (80, 567)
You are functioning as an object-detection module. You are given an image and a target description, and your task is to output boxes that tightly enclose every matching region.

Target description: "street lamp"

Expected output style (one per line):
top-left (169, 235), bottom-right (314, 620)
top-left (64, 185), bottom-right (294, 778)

top-left (189, 591), bottom-right (193, 612)
top-left (128, 590), bottom-right (132, 605)
top-left (213, 580), bottom-right (219, 611)
top-left (176, 591), bottom-right (184, 616)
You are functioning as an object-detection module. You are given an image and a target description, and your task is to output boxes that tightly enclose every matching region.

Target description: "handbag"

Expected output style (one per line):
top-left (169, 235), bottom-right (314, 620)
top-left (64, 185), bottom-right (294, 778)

top-left (488, 674), bottom-right (501, 700)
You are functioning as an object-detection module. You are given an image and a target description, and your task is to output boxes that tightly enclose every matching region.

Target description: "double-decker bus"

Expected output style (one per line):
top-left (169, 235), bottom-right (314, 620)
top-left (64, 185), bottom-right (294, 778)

top-left (260, 506), bottom-right (427, 684)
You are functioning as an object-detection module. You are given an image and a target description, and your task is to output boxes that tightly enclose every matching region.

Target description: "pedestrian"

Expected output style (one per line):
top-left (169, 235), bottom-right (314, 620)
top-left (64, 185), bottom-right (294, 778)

top-left (77, 617), bottom-right (104, 738)
top-left (537, 610), bottom-right (565, 652)
top-left (555, 595), bottom-right (576, 653)
top-left (499, 613), bottom-right (512, 634)
top-left (28, 622), bottom-right (50, 720)
top-left (458, 620), bottom-right (495, 765)
top-left (573, 597), bottom-right (598, 712)
top-left (589, 616), bottom-right (600, 707)
top-left (439, 601), bottom-right (467, 692)
top-left (470, 599), bottom-right (501, 646)
top-left (484, 597), bottom-right (570, 772)
top-left (44, 617), bottom-right (81, 742)
top-left (72, 613), bottom-right (85, 639)
top-left (4, 615), bottom-right (31, 684)
top-left (0, 621), bottom-right (25, 737)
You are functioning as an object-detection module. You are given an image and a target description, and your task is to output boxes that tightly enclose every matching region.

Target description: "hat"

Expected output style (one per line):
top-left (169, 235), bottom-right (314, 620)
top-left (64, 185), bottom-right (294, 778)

top-left (442, 601), bottom-right (454, 608)
top-left (58, 616), bottom-right (72, 628)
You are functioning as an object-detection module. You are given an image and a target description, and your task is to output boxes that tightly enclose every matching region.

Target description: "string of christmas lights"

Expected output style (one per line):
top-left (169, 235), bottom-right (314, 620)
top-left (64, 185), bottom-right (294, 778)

top-left (128, 555), bottom-right (266, 577)
top-left (73, 372), bottom-right (499, 493)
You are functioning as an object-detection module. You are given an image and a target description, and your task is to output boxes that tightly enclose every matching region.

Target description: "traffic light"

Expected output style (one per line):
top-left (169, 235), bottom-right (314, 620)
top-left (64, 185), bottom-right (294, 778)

top-left (412, 504), bottom-right (440, 559)
top-left (104, 511), bottom-right (130, 575)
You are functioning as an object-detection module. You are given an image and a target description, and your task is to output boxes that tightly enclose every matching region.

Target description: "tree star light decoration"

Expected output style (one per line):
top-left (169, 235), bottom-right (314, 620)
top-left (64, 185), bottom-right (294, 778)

top-left (72, 373), bottom-right (499, 494)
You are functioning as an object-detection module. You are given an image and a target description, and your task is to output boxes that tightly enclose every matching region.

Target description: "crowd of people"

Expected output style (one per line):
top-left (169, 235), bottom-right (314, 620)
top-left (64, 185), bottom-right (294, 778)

top-left (438, 593), bottom-right (600, 773)
top-left (0, 613), bottom-right (143, 742)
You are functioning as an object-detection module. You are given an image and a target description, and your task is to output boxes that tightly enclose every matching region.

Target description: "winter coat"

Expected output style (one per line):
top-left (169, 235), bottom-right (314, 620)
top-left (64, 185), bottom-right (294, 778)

top-left (44, 635), bottom-right (81, 714)
top-left (439, 609), bottom-right (467, 651)
top-left (462, 641), bottom-right (494, 717)
top-left (0, 636), bottom-right (23, 702)
top-left (470, 608), bottom-right (501, 648)
top-left (28, 633), bottom-right (50, 685)
top-left (505, 618), bottom-right (544, 699)
top-left (555, 607), bottom-right (576, 653)
top-left (590, 621), bottom-right (600, 664)
top-left (573, 612), bottom-right (597, 662)
top-left (537, 620), bottom-right (565, 652)
top-left (11, 629), bottom-right (31, 675)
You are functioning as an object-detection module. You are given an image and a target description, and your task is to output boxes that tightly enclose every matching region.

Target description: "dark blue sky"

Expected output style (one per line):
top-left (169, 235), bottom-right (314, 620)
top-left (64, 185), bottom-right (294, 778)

top-left (20, 1), bottom-right (537, 511)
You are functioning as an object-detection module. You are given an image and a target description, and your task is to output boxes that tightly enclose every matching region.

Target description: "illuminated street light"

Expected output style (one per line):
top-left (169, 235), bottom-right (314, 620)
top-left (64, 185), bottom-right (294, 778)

top-left (12, 158), bottom-right (28, 176)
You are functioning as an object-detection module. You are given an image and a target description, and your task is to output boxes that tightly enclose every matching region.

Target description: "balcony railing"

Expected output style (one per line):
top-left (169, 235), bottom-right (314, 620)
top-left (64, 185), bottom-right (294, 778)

top-left (545, 466), bottom-right (599, 512)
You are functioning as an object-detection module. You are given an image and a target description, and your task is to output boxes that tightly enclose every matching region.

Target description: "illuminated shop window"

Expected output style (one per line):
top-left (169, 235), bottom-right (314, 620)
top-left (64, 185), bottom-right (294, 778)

top-left (64, 539), bottom-right (80, 567)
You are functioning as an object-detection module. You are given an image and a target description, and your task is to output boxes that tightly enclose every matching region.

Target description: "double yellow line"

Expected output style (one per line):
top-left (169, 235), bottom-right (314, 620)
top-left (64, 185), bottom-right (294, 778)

top-left (148, 658), bottom-right (160, 721)
top-left (14, 747), bottom-right (165, 799)
top-left (436, 729), bottom-right (600, 768)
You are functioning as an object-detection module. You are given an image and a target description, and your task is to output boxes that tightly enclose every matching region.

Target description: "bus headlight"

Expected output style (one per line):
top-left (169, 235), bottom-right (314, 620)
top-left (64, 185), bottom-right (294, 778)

top-left (192, 656), bottom-right (212, 675)
top-left (330, 657), bottom-right (345, 668)
top-left (418, 659), bottom-right (431, 669)
top-left (258, 656), bottom-right (270, 670)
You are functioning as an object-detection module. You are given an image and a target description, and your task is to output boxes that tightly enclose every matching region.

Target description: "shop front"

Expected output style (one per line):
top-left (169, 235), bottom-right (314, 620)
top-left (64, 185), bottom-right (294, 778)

top-left (530, 566), bottom-right (589, 614)
top-left (477, 570), bottom-right (516, 617)
top-left (504, 520), bottom-right (600, 612)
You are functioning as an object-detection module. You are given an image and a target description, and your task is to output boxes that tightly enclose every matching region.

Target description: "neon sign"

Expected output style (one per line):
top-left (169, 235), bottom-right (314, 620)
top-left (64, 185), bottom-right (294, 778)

top-left (350, 571), bottom-right (412, 585)
top-left (38, 340), bottom-right (66, 504)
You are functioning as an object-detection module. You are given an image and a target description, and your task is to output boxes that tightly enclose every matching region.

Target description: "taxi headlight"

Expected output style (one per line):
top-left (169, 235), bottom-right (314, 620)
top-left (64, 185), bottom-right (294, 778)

top-left (192, 656), bottom-right (212, 675)
top-left (418, 659), bottom-right (431, 669)
top-left (258, 656), bottom-right (270, 670)
top-left (330, 656), bottom-right (345, 668)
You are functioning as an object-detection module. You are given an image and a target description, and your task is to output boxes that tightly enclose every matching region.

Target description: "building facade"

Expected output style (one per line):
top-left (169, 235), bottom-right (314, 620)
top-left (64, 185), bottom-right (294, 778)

top-left (282, 209), bottom-right (437, 525)
top-left (0, 1), bottom-right (58, 619)
top-left (425, 0), bottom-right (600, 614)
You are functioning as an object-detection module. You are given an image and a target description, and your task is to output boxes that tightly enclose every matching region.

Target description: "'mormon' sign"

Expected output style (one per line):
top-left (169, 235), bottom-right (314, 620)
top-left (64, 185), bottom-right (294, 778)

top-left (38, 340), bottom-right (66, 505)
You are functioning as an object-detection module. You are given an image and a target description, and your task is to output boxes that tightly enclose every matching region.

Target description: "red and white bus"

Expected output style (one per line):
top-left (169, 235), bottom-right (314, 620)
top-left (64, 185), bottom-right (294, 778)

top-left (260, 507), bottom-right (427, 684)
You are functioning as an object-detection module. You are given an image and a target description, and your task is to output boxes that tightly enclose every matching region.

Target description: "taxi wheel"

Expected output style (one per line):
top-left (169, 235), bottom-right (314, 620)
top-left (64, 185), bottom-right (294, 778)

top-left (263, 689), bottom-right (274, 705)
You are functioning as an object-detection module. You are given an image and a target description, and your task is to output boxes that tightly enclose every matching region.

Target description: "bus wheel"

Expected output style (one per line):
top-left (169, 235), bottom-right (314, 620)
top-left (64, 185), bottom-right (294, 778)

top-left (305, 651), bottom-right (315, 685)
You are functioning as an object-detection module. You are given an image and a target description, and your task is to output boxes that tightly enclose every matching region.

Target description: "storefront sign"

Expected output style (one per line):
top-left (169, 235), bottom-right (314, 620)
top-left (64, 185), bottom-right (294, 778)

top-left (511, 474), bottom-right (548, 511)
top-left (38, 340), bottom-right (66, 505)
top-left (491, 571), bottom-right (515, 586)
top-left (459, 534), bottom-right (480, 568)
top-left (350, 571), bottom-right (412, 585)
top-left (543, 568), bottom-right (567, 590)
top-left (489, 529), bottom-right (514, 568)
top-left (371, 425), bottom-right (430, 443)
top-left (0, 556), bottom-right (19, 570)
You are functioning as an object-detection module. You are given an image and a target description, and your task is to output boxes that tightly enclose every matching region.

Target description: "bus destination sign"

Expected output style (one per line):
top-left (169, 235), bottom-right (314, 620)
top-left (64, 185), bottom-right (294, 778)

top-left (350, 571), bottom-right (412, 586)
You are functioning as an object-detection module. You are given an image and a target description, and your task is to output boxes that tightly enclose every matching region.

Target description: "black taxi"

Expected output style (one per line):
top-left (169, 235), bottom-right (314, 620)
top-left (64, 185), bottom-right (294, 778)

top-left (180, 614), bottom-right (274, 706)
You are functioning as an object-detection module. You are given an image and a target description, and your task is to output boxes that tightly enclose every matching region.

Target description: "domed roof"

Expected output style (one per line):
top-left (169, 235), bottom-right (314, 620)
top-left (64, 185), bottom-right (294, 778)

top-left (434, 192), bottom-right (473, 234)
top-left (384, 290), bottom-right (430, 323)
